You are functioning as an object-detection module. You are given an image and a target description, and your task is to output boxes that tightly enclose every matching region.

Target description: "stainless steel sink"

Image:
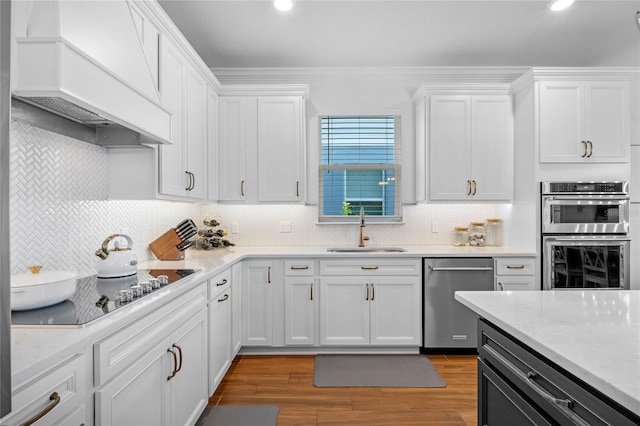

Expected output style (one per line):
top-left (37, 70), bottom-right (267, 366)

top-left (326, 247), bottom-right (406, 253)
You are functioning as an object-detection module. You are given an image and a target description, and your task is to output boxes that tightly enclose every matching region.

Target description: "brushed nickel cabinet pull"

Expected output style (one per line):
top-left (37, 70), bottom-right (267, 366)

top-left (506, 265), bottom-right (525, 269)
top-left (241, 180), bottom-right (245, 197)
top-left (267, 266), bottom-right (271, 283)
top-left (467, 180), bottom-right (472, 196)
top-left (167, 348), bottom-right (178, 380)
top-left (19, 392), bottom-right (61, 426)
top-left (472, 180), bottom-right (477, 196)
top-left (290, 266), bottom-right (309, 270)
top-left (185, 171), bottom-right (191, 191)
top-left (361, 266), bottom-right (379, 270)
top-left (498, 282), bottom-right (504, 291)
top-left (365, 283), bottom-right (369, 300)
top-left (371, 283), bottom-right (375, 301)
top-left (216, 278), bottom-right (228, 286)
top-left (310, 283), bottom-right (313, 301)
top-left (173, 343), bottom-right (183, 373)
top-left (296, 180), bottom-right (300, 197)
top-left (190, 172), bottom-right (196, 191)
top-left (218, 294), bottom-right (229, 302)
top-left (581, 141), bottom-right (588, 157)
top-left (587, 140), bottom-right (593, 158)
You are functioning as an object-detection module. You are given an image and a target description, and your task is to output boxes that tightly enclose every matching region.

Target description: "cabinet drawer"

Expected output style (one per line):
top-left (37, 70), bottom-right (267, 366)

top-left (320, 258), bottom-right (421, 276)
top-left (208, 268), bottom-right (231, 300)
top-left (284, 260), bottom-right (315, 276)
top-left (479, 319), bottom-right (639, 426)
top-left (94, 284), bottom-right (207, 386)
top-left (4, 353), bottom-right (86, 426)
top-left (495, 257), bottom-right (535, 276)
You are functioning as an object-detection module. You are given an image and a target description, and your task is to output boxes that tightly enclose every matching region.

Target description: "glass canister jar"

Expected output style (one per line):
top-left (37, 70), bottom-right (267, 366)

top-left (453, 226), bottom-right (469, 246)
top-left (486, 217), bottom-right (503, 246)
top-left (469, 221), bottom-right (486, 246)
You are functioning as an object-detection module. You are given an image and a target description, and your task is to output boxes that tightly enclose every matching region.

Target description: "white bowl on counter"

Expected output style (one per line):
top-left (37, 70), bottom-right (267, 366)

top-left (11, 271), bottom-right (77, 311)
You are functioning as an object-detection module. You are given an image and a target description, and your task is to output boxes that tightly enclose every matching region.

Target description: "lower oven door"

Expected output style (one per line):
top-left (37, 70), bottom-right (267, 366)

top-left (542, 235), bottom-right (630, 290)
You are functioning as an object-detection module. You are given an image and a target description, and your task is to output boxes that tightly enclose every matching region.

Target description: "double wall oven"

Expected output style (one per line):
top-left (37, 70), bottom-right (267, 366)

top-left (541, 181), bottom-right (630, 290)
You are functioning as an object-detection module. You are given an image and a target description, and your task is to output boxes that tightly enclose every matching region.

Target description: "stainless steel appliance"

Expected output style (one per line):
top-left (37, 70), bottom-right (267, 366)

top-left (0, 0), bottom-right (11, 416)
top-left (541, 181), bottom-right (631, 290)
top-left (11, 269), bottom-right (198, 327)
top-left (423, 258), bottom-right (494, 351)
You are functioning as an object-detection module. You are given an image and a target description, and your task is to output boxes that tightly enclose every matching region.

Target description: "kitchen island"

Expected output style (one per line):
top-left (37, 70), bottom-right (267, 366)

top-left (455, 290), bottom-right (640, 421)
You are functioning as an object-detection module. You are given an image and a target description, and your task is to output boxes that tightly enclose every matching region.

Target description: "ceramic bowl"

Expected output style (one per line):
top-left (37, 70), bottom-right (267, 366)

top-left (11, 271), bottom-right (77, 311)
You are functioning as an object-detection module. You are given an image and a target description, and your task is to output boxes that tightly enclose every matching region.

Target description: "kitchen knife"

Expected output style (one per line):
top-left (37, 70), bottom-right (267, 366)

top-left (177, 240), bottom-right (194, 251)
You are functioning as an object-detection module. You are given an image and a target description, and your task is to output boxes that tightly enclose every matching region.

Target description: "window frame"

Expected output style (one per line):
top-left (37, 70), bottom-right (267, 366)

top-left (318, 115), bottom-right (402, 224)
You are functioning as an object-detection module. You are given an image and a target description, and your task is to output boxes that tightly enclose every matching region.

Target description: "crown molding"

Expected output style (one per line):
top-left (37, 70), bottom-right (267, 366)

top-left (218, 84), bottom-right (309, 97)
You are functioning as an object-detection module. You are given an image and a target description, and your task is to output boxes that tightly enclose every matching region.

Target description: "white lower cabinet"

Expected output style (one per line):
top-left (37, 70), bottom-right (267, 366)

top-left (208, 269), bottom-right (232, 394)
top-left (0, 352), bottom-right (87, 426)
top-left (94, 285), bottom-right (208, 426)
top-left (494, 257), bottom-right (537, 291)
top-left (231, 263), bottom-right (243, 356)
top-left (284, 260), bottom-right (317, 346)
top-left (319, 259), bottom-right (422, 347)
top-left (242, 260), bottom-right (274, 346)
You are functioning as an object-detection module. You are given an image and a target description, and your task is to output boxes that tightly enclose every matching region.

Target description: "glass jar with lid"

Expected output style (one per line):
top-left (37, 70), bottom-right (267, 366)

top-left (453, 226), bottom-right (469, 246)
top-left (469, 221), bottom-right (486, 246)
top-left (486, 217), bottom-right (503, 246)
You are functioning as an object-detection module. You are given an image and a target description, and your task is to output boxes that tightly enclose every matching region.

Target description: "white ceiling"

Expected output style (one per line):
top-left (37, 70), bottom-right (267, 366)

top-left (158, 0), bottom-right (640, 69)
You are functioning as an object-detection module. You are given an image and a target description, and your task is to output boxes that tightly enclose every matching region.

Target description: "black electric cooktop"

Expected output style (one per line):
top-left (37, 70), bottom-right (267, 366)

top-left (11, 269), bottom-right (199, 327)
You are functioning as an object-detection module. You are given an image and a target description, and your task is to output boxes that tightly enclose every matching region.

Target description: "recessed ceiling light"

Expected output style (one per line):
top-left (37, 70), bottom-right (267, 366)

top-left (274, 0), bottom-right (294, 12)
top-left (550, 0), bottom-right (575, 11)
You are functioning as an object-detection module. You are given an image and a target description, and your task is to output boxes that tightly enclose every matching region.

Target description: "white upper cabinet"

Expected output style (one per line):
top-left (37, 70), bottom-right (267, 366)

top-left (158, 35), bottom-right (208, 200)
top-left (416, 85), bottom-right (514, 202)
top-left (218, 87), bottom-right (307, 203)
top-left (538, 80), bottom-right (630, 163)
top-left (258, 96), bottom-right (304, 202)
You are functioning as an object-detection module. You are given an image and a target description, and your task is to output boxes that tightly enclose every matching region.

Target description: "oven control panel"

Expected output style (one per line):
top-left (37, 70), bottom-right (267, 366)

top-left (544, 181), bottom-right (628, 195)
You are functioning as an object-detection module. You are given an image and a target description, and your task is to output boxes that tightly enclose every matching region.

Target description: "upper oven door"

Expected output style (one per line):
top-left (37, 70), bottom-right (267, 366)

top-left (542, 235), bottom-right (630, 290)
top-left (541, 196), bottom-right (630, 234)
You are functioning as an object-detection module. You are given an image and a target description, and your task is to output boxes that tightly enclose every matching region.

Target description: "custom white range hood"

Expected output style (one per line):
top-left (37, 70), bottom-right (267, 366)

top-left (11, 0), bottom-right (172, 146)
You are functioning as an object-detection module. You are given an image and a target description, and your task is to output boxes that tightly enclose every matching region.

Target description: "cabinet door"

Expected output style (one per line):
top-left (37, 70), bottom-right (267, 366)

top-left (184, 68), bottom-right (207, 199)
top-left (207, 87), bottom-right (219, 201)
top-left (495, 276), bottom-right (536, 291)
top-left (429, 95), bottom-right (471, 200)
top-left (218, 97), bottom-right (249, 200)
top-left (369, 277), bottom-right (421, 346)
top-left (209, 288), bottom-right (231, 394)
top-left (583, 81), bottom-right (629, 162)
top-left (169, 310), bottom-right (208, 426)
top-left (471, 95), bottom-right (513, 200)
top-left (95, 345), bottom-right (168, 426)
top-left (320, 277), bottom-right (369, 345)
top-left (257, 96), bottom-right (303, 202)
top-left (159, 36), bottom-right (187, 196)
top-left (538, 81), bottom-right (583, 163)
top-left (284, 278), bottom-right (316, 345)
top-left (242, 261), bottom-right (273, 346)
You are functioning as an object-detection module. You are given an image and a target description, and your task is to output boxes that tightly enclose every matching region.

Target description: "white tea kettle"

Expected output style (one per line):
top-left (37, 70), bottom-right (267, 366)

top-left (95, 234), bottom-right (138, 278)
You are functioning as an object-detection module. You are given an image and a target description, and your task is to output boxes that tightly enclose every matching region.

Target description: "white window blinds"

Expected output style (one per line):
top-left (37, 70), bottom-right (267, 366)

top-left (319, 115), bottom-right (401, 221)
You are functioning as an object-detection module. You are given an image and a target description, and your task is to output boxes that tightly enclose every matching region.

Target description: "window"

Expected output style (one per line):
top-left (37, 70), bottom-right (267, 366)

top-left (319, 115), bottom-right (401, 222)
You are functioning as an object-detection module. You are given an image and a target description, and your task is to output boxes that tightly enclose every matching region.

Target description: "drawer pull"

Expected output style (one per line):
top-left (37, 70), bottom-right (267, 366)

top-left (526, 371), bottom-right (574, 410)
top-left (218, 294), bottom-right (229, 303)
top-left (361, 266), bottom-right (379, 270)
top-left (498, 282), bottom-right (504, 291)
top-left (20, 392), bottom-right (60, 426)
top-left (167, 348), bottom-right (178, 380)
top-left (216, 279), bottom-right (228, 286)
top-left (506, 265), bottom-right (525, 269)
top-left (290, 266), bottom-right (309, 270)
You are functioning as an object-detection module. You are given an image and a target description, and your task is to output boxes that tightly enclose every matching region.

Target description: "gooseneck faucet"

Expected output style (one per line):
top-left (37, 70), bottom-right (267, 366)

top-left (358, 207), bottom-right (369, 247)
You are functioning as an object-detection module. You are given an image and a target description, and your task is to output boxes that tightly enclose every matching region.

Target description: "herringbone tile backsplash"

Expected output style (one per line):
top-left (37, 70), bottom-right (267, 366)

top-left (10, 121), bottom-right (200, 278)
top-left (10, 120), bottom-right (497, 278)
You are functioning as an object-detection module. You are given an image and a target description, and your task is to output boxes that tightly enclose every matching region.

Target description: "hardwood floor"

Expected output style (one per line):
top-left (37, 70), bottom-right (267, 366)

top-left (209, 354), bottom-right (478, 425)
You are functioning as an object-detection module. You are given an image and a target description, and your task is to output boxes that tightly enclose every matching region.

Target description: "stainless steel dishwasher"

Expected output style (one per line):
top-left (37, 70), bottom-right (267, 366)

top-left (422, 258), bottom-right (494, 351)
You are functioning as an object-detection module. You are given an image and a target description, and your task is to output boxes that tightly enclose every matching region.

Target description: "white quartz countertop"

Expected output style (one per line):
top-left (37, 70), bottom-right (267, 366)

top-left (455, 290), bottom-right (640, 415)
top-left (10, 245), bottom-right (534, 385)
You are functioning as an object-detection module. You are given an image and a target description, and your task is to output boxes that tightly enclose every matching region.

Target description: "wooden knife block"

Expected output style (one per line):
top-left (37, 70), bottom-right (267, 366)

top-left (149, 229), bottom-right (184, 260)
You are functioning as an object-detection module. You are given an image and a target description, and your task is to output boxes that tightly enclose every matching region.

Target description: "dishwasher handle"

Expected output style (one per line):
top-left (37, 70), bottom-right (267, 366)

top-left (429, 266), bottom-right (494, 272)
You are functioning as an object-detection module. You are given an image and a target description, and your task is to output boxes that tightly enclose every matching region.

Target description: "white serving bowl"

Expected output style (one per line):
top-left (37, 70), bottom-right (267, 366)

top-left (11, 271), bottom-right (77, 311)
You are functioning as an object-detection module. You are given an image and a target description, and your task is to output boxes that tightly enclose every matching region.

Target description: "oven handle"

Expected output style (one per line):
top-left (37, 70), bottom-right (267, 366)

top-left (543, 196), bottom-right (629, 202)
top-left (543, 235), bottom-right (631, 244)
